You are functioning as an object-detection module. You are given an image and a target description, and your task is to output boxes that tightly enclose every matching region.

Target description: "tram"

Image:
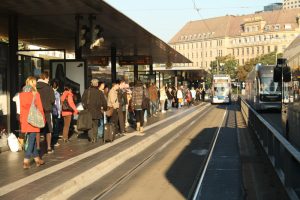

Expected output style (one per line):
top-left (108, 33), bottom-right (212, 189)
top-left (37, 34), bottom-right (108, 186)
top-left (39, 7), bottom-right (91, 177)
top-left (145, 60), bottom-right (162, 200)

top-left (278, 56), bottom-right (300, 147)
top-left (245, 63), bottom-right (281, 111)
top-left (211, 74), bottom-right (231, 104)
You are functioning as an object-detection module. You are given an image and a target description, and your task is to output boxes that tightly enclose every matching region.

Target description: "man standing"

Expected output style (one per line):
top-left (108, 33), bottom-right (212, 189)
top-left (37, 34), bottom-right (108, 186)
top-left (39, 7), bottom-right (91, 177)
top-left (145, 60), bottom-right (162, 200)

top-left (118, 80), bottom-right (128, 134)
top-left (82, 79), bottom-right (106, 143)
top-left (107, 82), bottom-right (120, 134)
top-left (148, 82), bottom-right (158, 117)
top-left (37, 72), bottom-right (55, 153)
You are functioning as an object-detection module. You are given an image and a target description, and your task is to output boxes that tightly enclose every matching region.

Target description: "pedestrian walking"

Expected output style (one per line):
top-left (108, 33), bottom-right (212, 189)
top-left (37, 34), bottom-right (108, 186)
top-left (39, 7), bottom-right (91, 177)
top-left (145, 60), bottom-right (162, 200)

top-left (20, 76), bottom-right (45, 169)
top-left (36, 72), bottom-right (55, 154)
top-left (61, 85), bottom-right (78, 143)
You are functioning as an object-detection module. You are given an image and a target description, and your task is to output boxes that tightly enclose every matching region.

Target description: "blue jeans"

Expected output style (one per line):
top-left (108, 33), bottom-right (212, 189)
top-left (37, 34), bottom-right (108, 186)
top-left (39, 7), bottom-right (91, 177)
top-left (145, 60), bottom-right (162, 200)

top-left (52, 116), bottom-right (61, 145)
top-left (25, 133), bottom-right (39, 159)
top-left (167, 99), bottom-right (173, 109)
top-left (98, 118), bottom-right (104, 139)
top-left (150, 101), bottom-right (157, 115)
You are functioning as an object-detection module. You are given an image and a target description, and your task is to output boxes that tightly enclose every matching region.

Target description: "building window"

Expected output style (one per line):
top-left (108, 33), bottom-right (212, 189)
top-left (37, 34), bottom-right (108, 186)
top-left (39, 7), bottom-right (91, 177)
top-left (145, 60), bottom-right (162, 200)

top-left (268, 46), bottom-right (271, 53)
top-left (252, 47), bottom-right (254, 54)
top-left (247, 48), bottom-right (249, 55)
top-left (275, 46), bottom-right (278, 52)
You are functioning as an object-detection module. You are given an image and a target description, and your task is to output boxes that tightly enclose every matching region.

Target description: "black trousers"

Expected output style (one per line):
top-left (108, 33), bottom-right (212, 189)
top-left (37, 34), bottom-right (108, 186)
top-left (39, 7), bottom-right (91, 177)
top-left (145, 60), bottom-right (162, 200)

top-left (135, 110), bottom-right (144, 126)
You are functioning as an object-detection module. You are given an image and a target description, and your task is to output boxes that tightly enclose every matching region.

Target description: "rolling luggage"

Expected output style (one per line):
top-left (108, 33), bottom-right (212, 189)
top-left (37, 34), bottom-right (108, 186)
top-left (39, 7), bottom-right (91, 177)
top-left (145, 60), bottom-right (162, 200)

top-left (103, 123), bottom-right (115, 143)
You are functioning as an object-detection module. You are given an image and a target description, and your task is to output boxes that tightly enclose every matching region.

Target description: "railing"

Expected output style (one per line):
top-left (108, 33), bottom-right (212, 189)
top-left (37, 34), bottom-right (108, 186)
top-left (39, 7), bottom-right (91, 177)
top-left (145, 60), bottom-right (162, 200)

top-left (240, 98), bottom-right (300, 200)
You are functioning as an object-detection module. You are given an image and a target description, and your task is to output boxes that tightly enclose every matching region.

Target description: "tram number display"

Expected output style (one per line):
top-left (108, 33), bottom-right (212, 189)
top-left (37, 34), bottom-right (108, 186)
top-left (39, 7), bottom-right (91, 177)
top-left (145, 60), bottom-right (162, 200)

top-left (118, 56), bottom-right (152, 65)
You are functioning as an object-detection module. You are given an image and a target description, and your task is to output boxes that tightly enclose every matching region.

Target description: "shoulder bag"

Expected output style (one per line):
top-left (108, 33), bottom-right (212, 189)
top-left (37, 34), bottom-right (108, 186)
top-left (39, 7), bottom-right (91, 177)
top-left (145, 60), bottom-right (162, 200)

top-left (27, 94), bottom-right (45, 128)
top-left (77, 89), bottom-right (92, 131)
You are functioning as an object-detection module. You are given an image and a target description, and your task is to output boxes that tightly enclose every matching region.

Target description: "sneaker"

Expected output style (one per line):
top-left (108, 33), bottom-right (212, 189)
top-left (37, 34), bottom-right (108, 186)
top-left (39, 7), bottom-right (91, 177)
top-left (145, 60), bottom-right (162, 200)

top-left (161, 110), bottom-right (166, 113)
top-left (47, 149), bottom-right (54, 154)
top-left (54, 142), bottom-right (60, 147)
top-left (153, 114), bottom-right (157, 117)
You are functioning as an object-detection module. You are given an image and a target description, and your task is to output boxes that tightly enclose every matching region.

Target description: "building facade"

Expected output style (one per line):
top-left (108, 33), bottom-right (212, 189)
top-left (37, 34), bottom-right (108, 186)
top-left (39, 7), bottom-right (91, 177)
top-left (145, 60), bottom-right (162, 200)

top-left (264, 3), bottom-right (283, 11)
top-left (169, 9), bottom-right (300, 71)
top-left (283, 0), bottom-right (300, 9)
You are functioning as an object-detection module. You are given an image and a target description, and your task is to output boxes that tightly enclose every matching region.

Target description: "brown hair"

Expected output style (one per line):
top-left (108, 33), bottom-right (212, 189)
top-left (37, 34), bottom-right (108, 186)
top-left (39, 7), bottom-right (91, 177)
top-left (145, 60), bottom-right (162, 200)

top-left (39, 72), bottom-right (49, 80)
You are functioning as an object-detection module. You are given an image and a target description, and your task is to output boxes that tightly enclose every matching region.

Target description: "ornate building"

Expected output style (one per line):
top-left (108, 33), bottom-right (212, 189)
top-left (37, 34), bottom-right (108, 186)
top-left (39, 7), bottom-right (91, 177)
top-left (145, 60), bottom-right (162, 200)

top-left (169, 9), bottom-right (300, 72)
top-left (283, 0), bottom-right (300, 9)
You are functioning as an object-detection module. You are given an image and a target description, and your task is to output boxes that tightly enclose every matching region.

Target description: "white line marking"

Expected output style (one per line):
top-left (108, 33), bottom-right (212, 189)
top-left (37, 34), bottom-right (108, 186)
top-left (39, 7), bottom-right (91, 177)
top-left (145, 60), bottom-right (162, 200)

top-left (0, 103), bottom-right (205, 196)
top-left (192, 108), bottom-right (227, 200)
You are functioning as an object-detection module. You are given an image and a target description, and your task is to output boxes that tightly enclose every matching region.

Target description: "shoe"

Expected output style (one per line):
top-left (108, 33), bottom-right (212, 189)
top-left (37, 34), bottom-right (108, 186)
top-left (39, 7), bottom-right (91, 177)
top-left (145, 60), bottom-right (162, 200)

top-left (47, 149), bottom-right (54, 154)
top-left (153, 114), bottom-right (157, 117)
top-left (140, 127), bottom-right (144, 133)
top-left (23, 160), bottom-right (30, 169)
top-left (34, 158), bottom-right (45, 167)
top-left (54, 142), bottom-right (60, 147)
top-left (161, 110), bottom-right (166, 113)
top-left (136, 122), bottom-right (140, 131)
top-left (63, 139), bottom-right (70, 143)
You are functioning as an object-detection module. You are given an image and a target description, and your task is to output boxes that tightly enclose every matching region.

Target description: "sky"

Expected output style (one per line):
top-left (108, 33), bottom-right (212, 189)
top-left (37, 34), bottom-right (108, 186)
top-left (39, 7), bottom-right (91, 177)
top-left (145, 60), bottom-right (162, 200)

top-left (106, 0), bottom-right (282, 42)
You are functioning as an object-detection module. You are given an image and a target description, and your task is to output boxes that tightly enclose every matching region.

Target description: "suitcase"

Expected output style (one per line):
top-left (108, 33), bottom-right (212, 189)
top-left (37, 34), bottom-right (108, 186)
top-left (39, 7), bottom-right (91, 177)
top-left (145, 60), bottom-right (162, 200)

top-left (103, 123), bottom-right (115, 143)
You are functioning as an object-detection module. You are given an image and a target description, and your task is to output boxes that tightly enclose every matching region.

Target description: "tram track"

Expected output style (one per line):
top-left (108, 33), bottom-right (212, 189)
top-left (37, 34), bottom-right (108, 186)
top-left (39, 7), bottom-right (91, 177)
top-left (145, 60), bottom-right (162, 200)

top-left (70, 103), bottom-right (230, 200)
top-left (92, 103), bottom-right (215, 200)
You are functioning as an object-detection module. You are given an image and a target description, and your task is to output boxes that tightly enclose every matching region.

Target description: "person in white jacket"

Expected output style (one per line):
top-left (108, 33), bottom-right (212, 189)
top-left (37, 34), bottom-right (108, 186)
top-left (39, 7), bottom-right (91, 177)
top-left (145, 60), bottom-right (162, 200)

top-left (159, 87), bottom-right (168, 113)
top-left (177, 86), bottom-right (183, 108)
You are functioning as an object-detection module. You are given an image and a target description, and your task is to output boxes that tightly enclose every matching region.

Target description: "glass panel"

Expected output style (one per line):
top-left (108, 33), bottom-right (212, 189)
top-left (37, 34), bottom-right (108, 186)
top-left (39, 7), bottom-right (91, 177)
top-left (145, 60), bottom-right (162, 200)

top-left (260, 77), bottom-right (281, 94)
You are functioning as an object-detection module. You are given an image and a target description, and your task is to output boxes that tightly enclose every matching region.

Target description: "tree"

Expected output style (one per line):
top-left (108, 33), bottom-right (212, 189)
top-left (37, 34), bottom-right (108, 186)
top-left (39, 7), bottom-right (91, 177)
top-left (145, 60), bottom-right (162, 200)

top-left (210, 55), bottom-right (238, 79)
top-left (236, 51), bottom-right (283, 81)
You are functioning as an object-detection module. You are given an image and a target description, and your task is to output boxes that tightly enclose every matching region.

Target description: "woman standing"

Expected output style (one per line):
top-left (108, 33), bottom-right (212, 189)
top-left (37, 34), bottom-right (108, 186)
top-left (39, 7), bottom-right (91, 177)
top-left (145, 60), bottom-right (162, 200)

top-left (159, 87), bottom-right (167, 113)
top-left (61, 85), bottom-right (78, 143)
top-left (132, 80), bottom-right (145, 133)
top-left (19, 76), bottom-right (45, 169)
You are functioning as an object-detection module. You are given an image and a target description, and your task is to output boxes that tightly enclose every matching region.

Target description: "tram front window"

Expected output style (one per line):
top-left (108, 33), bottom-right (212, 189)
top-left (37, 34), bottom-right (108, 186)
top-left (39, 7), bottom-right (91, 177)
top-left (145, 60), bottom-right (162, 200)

top-left (260, 77), bottom-right (281, 95)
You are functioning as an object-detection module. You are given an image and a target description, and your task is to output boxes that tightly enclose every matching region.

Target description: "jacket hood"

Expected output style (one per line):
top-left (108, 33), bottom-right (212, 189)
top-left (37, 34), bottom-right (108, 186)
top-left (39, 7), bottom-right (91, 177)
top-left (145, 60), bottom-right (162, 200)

top-left (36, 80), bottom-right (49, 89)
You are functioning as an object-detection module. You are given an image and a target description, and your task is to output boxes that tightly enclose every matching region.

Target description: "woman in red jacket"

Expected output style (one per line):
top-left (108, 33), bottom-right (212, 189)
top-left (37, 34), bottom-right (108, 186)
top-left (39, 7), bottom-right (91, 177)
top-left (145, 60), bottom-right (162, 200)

top-left (61, 85), bottom-right (78, 143)
top-left (20, 76), bottom-right (45, 169)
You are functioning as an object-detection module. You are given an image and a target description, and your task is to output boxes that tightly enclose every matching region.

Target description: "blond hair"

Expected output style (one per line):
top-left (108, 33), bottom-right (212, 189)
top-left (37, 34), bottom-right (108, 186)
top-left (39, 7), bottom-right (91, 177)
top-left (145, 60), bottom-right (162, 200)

top-left (25, 76), bottom-right (37, 92)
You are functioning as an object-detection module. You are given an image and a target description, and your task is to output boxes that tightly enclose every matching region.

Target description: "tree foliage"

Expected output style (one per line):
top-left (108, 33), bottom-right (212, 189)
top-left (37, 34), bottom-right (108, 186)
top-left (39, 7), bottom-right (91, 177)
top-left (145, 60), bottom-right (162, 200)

top-left (210, 55), bottom-right (238, 79)
top-left (236, 52), bottom-right (283, 81)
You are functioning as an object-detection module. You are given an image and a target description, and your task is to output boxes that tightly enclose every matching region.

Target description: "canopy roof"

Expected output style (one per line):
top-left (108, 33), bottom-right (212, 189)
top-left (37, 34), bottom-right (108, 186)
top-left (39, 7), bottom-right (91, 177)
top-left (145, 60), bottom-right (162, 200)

top-left (0, 0), bottom-right (190, 64)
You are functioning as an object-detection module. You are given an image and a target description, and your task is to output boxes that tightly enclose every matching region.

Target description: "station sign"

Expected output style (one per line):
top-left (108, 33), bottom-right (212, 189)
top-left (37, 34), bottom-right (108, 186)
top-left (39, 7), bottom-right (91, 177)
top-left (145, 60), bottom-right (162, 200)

top-left (87, 56), bottom-right (109, 66)
top-left (118, 55), bottom-right (152, 65)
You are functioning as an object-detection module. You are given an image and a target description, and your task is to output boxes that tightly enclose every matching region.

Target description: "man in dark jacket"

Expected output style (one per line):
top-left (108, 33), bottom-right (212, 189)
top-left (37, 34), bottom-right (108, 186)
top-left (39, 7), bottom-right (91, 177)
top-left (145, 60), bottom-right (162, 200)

top-left (37, 72), bottom-right (55, 153)
top-left (117, 80), bottom-right (128, 134)
top-left (82, 79), bottom-right (106, 143)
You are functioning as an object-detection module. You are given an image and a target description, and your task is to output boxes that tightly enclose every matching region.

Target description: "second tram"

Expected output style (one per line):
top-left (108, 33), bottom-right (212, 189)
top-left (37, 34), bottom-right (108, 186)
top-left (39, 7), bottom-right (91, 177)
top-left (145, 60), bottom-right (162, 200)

top-left (245, 63), bottom-right (281, 111)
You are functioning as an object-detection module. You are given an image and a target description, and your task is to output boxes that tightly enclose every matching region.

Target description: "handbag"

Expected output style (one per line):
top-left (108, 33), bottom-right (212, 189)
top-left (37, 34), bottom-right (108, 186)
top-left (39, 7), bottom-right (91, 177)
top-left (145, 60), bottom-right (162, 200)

top-left (27, 94), bottom-right (45, 128)
top-left (77, 89), bottom-right (92, 131)
top-left (62, 98), bottom-right (73, 112)
top-left (77, 110), bottom-right (93, 131)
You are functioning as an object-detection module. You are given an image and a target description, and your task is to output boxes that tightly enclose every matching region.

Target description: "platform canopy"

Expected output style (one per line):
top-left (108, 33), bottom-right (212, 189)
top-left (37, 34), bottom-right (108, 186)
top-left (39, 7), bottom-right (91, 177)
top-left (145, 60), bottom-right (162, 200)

top-left (0, 0), bottom-right (190, 64)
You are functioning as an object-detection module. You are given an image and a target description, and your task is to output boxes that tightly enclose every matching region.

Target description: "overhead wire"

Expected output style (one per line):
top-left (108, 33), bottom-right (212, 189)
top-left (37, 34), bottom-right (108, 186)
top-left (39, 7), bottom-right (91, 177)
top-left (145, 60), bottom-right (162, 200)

top-left (192, 0), bottom-right (212, 33)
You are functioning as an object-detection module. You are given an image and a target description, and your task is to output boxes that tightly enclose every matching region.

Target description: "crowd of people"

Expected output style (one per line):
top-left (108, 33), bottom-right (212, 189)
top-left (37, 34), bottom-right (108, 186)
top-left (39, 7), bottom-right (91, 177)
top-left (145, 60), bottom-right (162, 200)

top-left (16, 73), bottom-right (208, 169)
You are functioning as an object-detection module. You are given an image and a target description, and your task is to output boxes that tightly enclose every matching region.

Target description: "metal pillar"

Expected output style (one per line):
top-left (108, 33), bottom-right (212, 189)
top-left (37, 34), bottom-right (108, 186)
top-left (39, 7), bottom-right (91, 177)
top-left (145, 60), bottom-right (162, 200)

top-left (8, 15), bottom-right (18, 133)
top-left (174, 70), bottom-right (178, 88)
top-left (75, 15), bottom-right (82, 59)
top-left (111, 46), bottom-right (117, 83)
top-left (134, 64), bottom-right (138, 84)
top-left (149, 64), bottom-right (153, 75)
